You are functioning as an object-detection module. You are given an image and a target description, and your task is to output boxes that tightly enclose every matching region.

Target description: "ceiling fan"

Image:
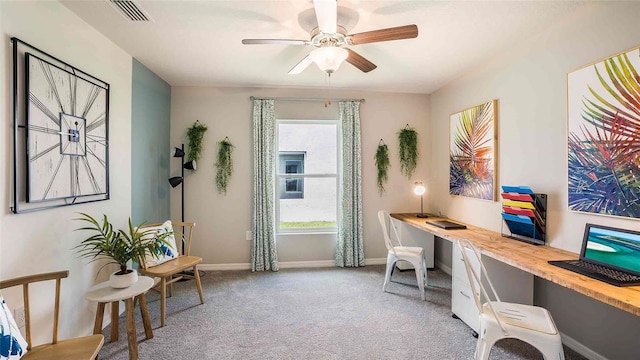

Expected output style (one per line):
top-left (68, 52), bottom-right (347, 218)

top-left (242, 0), bottom-right (418, 75)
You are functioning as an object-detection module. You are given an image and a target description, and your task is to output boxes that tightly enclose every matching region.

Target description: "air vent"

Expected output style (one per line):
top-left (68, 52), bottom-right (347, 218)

top-left (108, 0), bottom-right (153, 22)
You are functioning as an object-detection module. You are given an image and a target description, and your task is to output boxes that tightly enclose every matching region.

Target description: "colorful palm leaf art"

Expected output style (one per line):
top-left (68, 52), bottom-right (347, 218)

top-left (568, 49), bottom-right (640, 217)
top-left (450, 100), bottom-right (495, 200)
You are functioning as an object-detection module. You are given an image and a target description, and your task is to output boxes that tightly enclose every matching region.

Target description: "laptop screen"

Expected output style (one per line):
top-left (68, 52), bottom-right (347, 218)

top-left (581, 224), bottom-right (640, 275)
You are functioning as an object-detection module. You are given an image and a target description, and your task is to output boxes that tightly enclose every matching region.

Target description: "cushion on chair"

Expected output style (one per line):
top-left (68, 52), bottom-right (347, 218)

top-left (141, 220), bottom-right (179, 268)
top-left (0, 294), bottom-right (28, 359)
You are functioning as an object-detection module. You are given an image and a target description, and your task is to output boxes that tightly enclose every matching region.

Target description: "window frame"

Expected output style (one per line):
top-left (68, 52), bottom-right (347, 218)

top-left (275, 119), bottom-right (341, 235)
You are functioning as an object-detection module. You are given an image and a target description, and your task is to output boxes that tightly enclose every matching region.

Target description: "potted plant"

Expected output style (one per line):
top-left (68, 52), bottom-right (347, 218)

top-left (375, 140), bottom-right (390, 195)
top-left (398, 125), bottom-right (419, 179)
top-left (74, 213), bottom-right (171, 288)
top-left (215, 136), bottom-right (234, 194)
top-left (186, 120), bottom-right (208, 164)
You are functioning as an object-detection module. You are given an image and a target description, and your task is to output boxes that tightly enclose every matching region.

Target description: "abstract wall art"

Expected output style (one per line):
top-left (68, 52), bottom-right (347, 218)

top-left (567, 46), bottom-right (640, 218)
top-left (449, 99), bottom-right (497, 200)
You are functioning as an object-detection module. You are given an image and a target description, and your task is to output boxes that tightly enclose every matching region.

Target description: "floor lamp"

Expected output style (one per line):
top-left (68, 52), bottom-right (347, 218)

top-left (168, 144), bottom-right (196, 255)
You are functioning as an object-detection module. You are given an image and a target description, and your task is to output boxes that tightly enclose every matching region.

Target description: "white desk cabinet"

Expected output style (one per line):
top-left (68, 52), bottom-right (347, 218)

top-left (390, 217), bottom-right (435, 269)
top-left (451, 243), bottom-right (534, 334)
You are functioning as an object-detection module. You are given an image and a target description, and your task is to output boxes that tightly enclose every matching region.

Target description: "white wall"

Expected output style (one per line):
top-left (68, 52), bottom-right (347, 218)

top-left (0, 1), bottom-right (132, 343)
top-left (429, 2), bottom-right (640, 359)
top-left (171, 87), bottom-right (429, 267)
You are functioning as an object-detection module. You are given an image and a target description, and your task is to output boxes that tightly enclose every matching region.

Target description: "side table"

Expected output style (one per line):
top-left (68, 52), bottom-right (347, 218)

top-left (85, 276), bottom-right (154, 360)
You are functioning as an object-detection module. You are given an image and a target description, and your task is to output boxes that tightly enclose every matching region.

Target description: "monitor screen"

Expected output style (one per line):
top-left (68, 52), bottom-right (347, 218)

top-left (581, 224), bottom-right (640, 275)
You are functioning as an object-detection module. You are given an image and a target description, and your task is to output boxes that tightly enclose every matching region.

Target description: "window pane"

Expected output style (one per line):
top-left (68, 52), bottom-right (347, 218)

top-left (279, 177), bottom-right (337, 229)
top-left (278, 123), bottom-right (337, 174)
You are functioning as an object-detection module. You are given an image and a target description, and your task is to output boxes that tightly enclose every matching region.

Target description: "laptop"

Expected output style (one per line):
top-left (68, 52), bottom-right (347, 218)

top-left (425, 220), bottom-right (467, 230)
top-left (548, 223), bottom-right (640, 287)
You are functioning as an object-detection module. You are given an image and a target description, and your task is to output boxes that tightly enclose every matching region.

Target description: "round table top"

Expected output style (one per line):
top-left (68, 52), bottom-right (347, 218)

top-left (84, 276), bottom-right (154, 303)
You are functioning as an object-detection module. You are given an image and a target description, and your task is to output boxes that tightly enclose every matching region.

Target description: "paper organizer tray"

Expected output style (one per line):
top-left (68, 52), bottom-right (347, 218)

top-left (500, 186), bottom-right (547, 245)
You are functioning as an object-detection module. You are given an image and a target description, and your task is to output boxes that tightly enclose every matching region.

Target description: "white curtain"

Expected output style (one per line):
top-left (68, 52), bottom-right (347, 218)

top-left (336, 101), bottom-right (365, 267)
top-left (251, 99), bottom-right (279, 271)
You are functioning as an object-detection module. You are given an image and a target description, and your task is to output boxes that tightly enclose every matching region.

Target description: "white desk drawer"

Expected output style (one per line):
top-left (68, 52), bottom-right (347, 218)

top-left (452, 243), bottom-right (480, 282)
top-left (451, 283), bottom-right (480, 333)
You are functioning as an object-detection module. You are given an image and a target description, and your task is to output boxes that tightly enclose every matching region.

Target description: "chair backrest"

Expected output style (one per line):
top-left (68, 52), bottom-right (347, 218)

top-left (456, 239), bottom-right (508, 334)
top-left (0, 270), bottom-right (68, 349)
top-left (377, 211), bottom-right (402, 253)
top-left (139, 221), bottom-right (196, 257)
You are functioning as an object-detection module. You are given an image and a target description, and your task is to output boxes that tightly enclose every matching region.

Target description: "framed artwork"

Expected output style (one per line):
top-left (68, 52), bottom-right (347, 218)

top-left (11, 38), bottom-right (110, 213)
top-left (449, 99), bottom-right (497, 200)
top-left (567, 46), bottom-right (640, 218)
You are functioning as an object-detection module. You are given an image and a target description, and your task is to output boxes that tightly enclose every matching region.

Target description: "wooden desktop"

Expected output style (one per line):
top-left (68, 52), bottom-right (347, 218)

top-left (390, 213), bottom-right (640, 317)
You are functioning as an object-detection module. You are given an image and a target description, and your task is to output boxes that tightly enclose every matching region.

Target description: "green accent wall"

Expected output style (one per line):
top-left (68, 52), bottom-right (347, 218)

top-left (131, 58), bottom-right (170, 224)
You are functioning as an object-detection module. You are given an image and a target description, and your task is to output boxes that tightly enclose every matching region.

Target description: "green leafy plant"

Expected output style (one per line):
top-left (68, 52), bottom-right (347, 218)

top-left (74, 213), bottom-right (171, 275)
top-left (186, 120), bottom-right (208, 162)
top-left (398, 126), bottom-right (419, 178)
top-left (375, 142), bottom-right (390, 195)
top-left (215, 137), bottom-right (234, 194)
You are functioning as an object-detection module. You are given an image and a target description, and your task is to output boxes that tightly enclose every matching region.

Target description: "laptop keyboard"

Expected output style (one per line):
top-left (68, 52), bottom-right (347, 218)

top-left (565, 260), bottom-right (640, 282)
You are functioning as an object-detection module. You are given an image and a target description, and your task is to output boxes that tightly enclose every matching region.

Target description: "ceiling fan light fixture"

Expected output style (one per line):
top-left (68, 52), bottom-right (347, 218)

top-left (309, 47), bottom-right (348, 74)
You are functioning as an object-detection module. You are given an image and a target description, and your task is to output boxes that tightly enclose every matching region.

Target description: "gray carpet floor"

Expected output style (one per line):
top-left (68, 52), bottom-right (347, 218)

top-left (98, 266), bottom-right (587, 360)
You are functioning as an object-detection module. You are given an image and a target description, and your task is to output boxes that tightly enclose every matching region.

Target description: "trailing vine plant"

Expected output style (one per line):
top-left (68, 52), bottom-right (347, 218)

top-left (215, 137), bottom-right (234, 194)
top-left (398, 125), bottom-right (419, 179)
top-left (186, 120), bottom-right (208, 164)
top-left (375, 139), bottom-right (390, 195)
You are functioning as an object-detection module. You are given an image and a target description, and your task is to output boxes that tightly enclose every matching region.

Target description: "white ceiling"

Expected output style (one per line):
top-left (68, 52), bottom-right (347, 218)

top-left (61, 0), bottom-right (585, 94)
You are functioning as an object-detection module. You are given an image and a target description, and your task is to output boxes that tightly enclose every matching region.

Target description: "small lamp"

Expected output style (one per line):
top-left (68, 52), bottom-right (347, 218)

top-left (414, 181), bottom-right (428, 218)
top-left (168, 176), bottom-right (183, 188)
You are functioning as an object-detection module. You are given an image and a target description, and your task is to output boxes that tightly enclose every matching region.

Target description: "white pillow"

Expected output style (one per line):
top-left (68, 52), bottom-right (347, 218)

top-left (142, 220), bottom-right (178, 268)
top-left (0, 294), bottom-right (28, 359)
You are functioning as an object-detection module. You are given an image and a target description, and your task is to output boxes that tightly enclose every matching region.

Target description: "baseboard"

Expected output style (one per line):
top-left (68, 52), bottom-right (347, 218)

top-left (560, 332), bottom-right (608, 360)
top-left (435, 260), bottom-right (452, 276)
top-left (199, 258), bottom-right (388, 271)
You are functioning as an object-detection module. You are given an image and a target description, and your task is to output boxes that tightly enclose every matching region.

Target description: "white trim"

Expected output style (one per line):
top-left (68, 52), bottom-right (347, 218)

top-left (436, 260), bottom-right (452, 276)
top-left (560, 332), bottom-right (608, 360)
top-left (199, 258), bottom-right (388, 271)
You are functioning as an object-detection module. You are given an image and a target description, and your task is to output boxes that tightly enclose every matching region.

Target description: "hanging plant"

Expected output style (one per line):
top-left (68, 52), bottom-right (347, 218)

top-left (215, 137), bottom-right (234, 194)
top-left (186, 120), bottom-right (208, 163)
top-left (398, 125), bottom-right (419, 179)
top-left (375, 140), bottom-right (390, 195)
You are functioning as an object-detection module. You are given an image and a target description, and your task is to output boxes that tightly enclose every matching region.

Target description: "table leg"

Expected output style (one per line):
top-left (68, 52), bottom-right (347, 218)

top-left (138, 293), bottom-right (153, 339)
top-left (125, 298), bottom-right (138, 360)
top-left (111, 301), bottom-right (119, 342)
top-left (93, 302), bottom-right (105, 335)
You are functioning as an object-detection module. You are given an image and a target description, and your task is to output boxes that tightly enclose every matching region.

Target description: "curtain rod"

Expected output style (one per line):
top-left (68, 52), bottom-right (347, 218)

top-left (250, 96), bottom-right (365, 103)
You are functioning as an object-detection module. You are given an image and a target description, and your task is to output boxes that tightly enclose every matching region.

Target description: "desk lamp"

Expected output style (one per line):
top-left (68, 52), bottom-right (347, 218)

top-left (414, 181), bottom-right (428, 218)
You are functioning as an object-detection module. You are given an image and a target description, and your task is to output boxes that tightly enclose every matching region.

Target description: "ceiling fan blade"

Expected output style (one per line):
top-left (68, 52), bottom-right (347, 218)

top-left (288, 55), bottom-right (314, 75)
top-left (348, 24), bottom-right (418, 45)
top-left (345, 49), bottom-right (377, 73)
top-left (242, 39), bottom-right (309, 45)
top-left (313, 0), bottom-right (337, 34)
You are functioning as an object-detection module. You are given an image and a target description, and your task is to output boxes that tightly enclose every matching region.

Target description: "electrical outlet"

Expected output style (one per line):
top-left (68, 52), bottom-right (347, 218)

top-left (245, 230), bottom-right (252, 241)
top-left (14, 307), bottom-right (25, 329)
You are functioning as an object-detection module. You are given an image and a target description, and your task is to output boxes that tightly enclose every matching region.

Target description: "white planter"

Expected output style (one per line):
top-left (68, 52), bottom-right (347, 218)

top-left (109, 269), bottom-right (138, 288)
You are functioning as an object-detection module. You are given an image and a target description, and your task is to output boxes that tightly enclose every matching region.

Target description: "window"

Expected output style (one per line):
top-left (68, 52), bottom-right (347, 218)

top-left (279, 153), bottom-right (305, 199)
top-left (276, 120), bottom-right (339, 233)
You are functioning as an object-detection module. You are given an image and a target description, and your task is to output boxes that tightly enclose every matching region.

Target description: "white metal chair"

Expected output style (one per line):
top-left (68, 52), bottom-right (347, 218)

top-left (377, 210), bottom-right (427, 300)
top-left (456, 239), bottom-right (565, 360)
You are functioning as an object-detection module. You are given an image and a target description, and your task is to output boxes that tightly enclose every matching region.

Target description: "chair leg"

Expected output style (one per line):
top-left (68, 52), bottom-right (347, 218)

top-left (168, 280), bottom-right (173, 298)
top-left (383, 258), bottom-right (396, 292)
top-left (422, 256), bottom-right (428, 287)
top-left (414, 265), bottom-right (426, 301)
top-left (193, 266), bottom-right (204, 304)
top-left (476, 323), bottom-right (500, 360)
top-left (160, 277), bottom-right (167, 327)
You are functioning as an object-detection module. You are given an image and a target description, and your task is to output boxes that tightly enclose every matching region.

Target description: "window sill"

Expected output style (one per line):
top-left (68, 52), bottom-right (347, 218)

top-left (277, 231), bottom-right (338, 236)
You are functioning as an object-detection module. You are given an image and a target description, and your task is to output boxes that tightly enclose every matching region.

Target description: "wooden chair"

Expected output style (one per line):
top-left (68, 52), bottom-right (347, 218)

top-left (137, 221), bottom-right (204, 327)
top-left (0, 271), bottom-right (104, 360)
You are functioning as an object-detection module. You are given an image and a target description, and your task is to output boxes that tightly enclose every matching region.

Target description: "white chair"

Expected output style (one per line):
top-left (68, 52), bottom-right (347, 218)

top-left (456, 239), bottom-right (565, 360)
top-left (377, 210), bottom-right (427, 300)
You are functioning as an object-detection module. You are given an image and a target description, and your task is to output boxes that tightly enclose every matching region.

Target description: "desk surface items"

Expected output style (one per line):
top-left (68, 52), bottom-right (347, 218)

top-left (85, 276), bottom-right (154, 360)
top-left (500, 185), bottom-right (546, 245)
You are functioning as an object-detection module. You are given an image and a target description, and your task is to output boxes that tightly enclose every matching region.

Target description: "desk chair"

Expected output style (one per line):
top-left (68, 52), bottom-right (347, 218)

top-left (377, 210), bottom-right (428, 300)
top-left (0, 271), bottom-right (104, 360)
top-left (456, 239), bottom-right (565, 360)
top-left (138, 221), bottom-right (204, 327)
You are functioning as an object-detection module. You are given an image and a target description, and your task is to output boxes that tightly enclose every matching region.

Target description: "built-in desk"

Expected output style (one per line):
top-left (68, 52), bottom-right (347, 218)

top-left (390, 213), bottom-right (640, 317)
